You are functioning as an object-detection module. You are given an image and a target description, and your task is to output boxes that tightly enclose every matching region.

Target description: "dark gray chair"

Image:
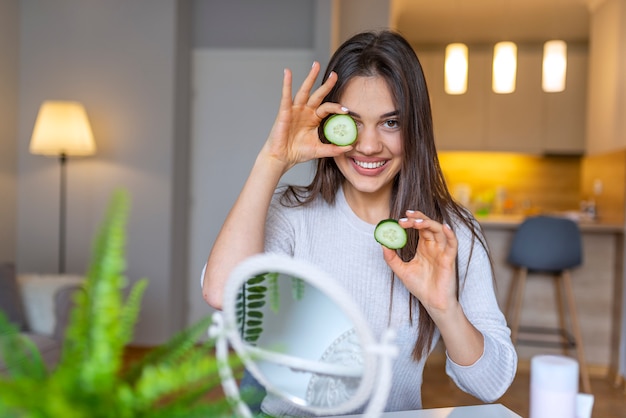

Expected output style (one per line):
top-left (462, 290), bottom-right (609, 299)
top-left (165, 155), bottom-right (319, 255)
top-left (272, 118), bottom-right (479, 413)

top-left (504, 215), bottom-right (591, 393)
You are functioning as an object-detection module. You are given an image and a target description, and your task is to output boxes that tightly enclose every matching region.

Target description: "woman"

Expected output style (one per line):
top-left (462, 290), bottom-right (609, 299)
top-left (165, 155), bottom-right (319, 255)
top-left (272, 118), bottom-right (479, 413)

top-left (203, 30), bottom-right (516, 415)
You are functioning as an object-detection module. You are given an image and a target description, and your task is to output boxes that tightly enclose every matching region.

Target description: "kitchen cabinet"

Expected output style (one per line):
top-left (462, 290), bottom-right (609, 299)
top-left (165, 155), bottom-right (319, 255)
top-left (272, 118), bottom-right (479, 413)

top-left (417, 43), bottom-right (587, 154)
top-left (542, 44), bottom-right (588, 154)
top-left (419, 45), bottom-right (489, 151)
top-left (484, 48), bottom-right (544, 152)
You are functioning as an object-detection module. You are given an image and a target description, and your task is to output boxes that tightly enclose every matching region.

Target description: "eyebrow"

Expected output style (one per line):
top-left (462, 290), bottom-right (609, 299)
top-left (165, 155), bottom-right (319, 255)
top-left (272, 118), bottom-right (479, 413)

top-left (348, 110), bottom-right (400, 119)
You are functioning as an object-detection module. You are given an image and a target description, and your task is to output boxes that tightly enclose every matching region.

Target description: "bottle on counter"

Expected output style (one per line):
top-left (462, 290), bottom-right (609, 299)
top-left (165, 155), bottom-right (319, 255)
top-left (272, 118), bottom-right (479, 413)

top-left (580, 199), bottom-right (597, 221)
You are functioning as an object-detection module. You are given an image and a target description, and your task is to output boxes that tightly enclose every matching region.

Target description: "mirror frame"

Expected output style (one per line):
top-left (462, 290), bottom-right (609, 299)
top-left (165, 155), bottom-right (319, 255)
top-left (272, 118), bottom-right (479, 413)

top-left (220, 253), bottom-right (382, 416)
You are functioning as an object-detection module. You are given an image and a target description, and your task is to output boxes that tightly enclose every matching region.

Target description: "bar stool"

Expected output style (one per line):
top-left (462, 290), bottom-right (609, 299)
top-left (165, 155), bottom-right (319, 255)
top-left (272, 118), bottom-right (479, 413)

top-left (504, 215), bottom-right (591, 393)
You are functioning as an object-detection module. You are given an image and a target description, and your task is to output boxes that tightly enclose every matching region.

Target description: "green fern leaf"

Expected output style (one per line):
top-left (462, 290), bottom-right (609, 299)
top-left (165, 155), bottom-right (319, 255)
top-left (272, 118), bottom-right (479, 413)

top-left (118, 278), bottom-right (148, 346)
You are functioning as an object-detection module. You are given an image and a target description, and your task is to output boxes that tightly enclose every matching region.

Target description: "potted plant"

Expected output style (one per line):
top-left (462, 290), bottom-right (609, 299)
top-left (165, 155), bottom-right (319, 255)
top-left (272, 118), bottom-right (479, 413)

top-left (0, 190), bottom-right (237, 417)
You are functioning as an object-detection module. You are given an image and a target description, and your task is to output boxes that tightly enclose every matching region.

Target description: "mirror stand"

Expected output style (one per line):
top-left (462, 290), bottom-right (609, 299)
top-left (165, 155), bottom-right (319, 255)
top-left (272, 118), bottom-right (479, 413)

top-left (362, 328), bottom-right (397, 417)
top-left (209, 312), bottom-right (254, 418)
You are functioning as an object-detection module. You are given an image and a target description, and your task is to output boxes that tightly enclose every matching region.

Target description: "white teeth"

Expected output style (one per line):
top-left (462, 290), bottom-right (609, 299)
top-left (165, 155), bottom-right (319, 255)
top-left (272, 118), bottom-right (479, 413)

top-left (353, 159), bottom-right (386, 169)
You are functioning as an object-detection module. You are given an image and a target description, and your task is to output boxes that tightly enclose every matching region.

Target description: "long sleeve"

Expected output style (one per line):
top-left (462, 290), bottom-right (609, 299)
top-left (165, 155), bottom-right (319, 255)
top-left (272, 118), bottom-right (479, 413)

top-left (444, 221), bottom-right (517, 401)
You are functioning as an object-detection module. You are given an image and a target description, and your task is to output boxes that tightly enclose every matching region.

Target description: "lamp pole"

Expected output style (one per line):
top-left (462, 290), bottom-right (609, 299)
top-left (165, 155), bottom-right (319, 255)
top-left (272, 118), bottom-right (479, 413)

top-left (59, 152), bottom-right (67, 274)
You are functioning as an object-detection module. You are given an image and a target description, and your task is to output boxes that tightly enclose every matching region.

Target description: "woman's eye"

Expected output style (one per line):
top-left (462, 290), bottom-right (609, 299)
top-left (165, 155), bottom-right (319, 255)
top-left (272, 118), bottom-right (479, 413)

top-left (383, 119), bottom-right (399, 129)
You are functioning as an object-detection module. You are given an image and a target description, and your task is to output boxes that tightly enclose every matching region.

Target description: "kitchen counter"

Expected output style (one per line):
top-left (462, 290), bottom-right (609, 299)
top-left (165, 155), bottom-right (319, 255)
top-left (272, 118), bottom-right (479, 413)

top-left (476, 213), bottom-right (624, 233)
top-left (475, 213), bottom-right (624, 382)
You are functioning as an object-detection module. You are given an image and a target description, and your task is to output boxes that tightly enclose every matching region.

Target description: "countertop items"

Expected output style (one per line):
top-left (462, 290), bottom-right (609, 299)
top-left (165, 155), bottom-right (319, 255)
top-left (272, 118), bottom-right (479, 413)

top-left (476, 213), bottom-right (624, 233)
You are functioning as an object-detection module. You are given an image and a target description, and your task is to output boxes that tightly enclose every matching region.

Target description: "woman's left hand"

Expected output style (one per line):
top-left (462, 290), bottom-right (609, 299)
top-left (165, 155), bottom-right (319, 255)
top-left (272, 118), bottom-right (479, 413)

top-left (382, 210), bottom-right (485, 366)
top-left (381, 210), bottom-right (459, 315)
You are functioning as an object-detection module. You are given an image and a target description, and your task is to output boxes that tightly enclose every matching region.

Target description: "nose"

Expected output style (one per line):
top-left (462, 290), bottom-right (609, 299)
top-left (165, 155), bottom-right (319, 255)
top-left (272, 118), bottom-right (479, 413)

top-left (354, 125), bottom-right (383, 155)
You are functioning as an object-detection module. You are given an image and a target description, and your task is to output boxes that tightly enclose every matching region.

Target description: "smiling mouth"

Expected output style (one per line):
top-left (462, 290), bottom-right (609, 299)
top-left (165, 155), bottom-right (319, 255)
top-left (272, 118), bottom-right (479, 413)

top-left (352, 159), bottom-right (387, 169)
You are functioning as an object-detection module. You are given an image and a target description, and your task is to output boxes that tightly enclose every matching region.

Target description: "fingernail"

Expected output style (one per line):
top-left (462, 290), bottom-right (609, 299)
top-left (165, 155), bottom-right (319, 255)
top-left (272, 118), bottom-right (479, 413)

top-left (444, 223), bottom-right (451, 229)
top-left (406, 210), bottom-right (416, 214)
top-left (415, 218), bottom-right (424, 223)
top-left (341, 106), bottom-right (349, 112)
top-left (399, 218), bottom-right (408, 222)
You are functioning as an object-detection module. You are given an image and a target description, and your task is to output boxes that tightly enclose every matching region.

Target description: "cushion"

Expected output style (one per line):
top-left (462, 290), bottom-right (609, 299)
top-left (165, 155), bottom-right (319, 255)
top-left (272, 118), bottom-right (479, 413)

top-left (17, 274), bottom-right (84, 336)
top-left (0, 263), bottom-right (28, 331)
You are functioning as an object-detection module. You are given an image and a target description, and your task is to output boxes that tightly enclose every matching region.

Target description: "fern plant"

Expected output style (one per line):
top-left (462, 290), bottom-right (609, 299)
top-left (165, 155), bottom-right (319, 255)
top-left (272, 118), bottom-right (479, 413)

top-left (0, 189), bottom-right (236, 418)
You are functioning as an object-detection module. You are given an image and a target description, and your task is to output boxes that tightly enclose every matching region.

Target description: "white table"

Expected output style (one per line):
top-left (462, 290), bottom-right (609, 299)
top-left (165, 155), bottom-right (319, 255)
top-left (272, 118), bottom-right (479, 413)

top-left (334, 404), bottom-right (522, 418)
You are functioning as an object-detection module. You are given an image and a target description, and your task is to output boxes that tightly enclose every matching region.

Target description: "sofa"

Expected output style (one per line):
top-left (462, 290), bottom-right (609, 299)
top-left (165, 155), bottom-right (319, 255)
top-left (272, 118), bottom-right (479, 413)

top-left (0, 263), bottom-right (82, 373)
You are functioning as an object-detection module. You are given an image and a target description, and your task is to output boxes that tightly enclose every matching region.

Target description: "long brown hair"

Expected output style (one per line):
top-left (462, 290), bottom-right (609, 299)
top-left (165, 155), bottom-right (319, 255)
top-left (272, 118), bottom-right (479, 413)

top-left (282, 30), bottom-right (489, 361)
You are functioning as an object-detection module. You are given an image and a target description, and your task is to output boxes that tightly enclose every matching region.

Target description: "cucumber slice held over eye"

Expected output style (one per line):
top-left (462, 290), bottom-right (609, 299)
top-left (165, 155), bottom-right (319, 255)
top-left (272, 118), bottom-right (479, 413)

top-left (323, 114), bottom-right (358, 146)
top-left (374, 219), bottom-right (408, 250)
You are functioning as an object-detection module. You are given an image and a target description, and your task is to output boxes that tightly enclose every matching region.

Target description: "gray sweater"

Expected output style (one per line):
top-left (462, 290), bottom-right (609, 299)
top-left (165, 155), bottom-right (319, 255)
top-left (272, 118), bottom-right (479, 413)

top-left (260, 186), bottom-right (517, 416)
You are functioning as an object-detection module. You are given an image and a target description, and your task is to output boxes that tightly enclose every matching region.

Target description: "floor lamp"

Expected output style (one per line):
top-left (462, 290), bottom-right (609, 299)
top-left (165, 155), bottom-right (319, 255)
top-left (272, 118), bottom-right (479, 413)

top-left (29, 101), bottom-right (96, 274)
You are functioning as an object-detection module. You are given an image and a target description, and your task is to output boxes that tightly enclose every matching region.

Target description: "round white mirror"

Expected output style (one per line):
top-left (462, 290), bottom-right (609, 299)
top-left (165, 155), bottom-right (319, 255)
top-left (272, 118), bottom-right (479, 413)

top-left (209, 253), bottom-right (397, 417)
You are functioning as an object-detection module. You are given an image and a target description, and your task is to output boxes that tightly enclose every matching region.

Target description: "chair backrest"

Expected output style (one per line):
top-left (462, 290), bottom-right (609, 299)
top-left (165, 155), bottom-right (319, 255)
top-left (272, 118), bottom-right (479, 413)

top-left (507, 216), bottom-right (583, 272)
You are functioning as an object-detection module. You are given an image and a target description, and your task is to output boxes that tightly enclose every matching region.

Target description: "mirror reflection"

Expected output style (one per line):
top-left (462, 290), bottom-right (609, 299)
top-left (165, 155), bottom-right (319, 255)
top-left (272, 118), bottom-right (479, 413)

top-left (233, 271), bottom-right (365, 409)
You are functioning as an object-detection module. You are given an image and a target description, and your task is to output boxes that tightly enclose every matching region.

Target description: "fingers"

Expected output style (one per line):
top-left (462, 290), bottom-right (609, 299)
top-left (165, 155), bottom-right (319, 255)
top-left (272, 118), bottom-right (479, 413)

top-left (294, 61), bottom-right (338, 108)
top-left (279, 68), bottom-right (294, 112)
top-left (292, 62), bottom-right (321, 106)
top-left (398, 211), bottom-right (458, 253)
top-left (308, 70), bottom-right (338, 109)
top-left (314, 102), bottom-right (349, 120)
top-left (399, 211), bottom-right (440, 236)
top-left (291, 62), bottom-right (344, 116)
top-left (382, 245), bottom-right (402, 268)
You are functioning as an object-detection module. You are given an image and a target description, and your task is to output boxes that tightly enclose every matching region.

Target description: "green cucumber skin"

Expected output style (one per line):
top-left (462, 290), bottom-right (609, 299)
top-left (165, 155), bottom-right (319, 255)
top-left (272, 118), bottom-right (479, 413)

top-left (374, 219), bottom-right (408, 250)
top-left (323, 114), bottom-right (358, 146)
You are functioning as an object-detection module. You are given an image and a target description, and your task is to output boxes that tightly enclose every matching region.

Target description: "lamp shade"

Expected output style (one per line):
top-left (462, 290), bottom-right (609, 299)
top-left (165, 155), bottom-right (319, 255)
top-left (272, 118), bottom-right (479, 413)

top-left (542, 40), bottom-right (567, 93)
top-left (492, 42), bottom-right (517, 94)
top-left (30, 101), bottom-right (96, 156)
top-left (445, 43), bottom-right (468, 95)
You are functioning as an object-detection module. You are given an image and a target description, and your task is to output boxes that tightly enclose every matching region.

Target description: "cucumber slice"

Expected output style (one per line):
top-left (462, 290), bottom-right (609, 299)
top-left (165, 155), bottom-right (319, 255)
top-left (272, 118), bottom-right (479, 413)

top-left (323, 114), bottom-right (357, 146)
top-left (374, 219), bottom-right (407, 249)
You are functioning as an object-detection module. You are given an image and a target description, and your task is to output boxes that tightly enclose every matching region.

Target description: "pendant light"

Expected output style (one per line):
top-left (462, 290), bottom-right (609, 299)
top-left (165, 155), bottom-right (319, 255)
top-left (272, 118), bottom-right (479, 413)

top-left (542, 40), bottom-right (567, 92)
top-left (492, 41), bottom-right (517, 94)
top-left (445, 43), bottom-right (468, 95)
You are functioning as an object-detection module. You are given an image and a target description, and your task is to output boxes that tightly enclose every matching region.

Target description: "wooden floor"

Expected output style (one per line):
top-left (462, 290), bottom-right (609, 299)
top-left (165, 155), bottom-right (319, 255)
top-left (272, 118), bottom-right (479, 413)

top-left (422, 353), bottom-right (626, 418)
top-left (125, 346), bottom-right (626, 417)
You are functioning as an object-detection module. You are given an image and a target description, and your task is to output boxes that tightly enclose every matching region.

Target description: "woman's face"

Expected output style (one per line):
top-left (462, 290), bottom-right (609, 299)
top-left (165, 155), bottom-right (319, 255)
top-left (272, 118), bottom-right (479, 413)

top-left (333, 76), bottom-right (403, 198)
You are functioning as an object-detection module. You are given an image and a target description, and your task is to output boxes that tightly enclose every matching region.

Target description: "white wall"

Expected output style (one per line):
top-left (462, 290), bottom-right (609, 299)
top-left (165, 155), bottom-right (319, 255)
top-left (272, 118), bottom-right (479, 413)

top-left (16, 0), bottom-right (189, 344)
top-left (188, 49), bottom-right (316, 324)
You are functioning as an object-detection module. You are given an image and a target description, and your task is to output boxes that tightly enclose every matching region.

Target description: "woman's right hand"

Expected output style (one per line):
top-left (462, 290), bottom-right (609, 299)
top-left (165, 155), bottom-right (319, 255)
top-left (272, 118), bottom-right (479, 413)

top-left (204, 62), bottom-right (350, 310)
top-left (261, 61), bottom-right (353, 172)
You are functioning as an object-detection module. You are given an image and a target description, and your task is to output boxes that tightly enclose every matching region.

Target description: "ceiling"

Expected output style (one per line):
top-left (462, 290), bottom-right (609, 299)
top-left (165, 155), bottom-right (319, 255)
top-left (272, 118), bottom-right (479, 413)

top-left (391, 0), bottom-right (596, 44)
